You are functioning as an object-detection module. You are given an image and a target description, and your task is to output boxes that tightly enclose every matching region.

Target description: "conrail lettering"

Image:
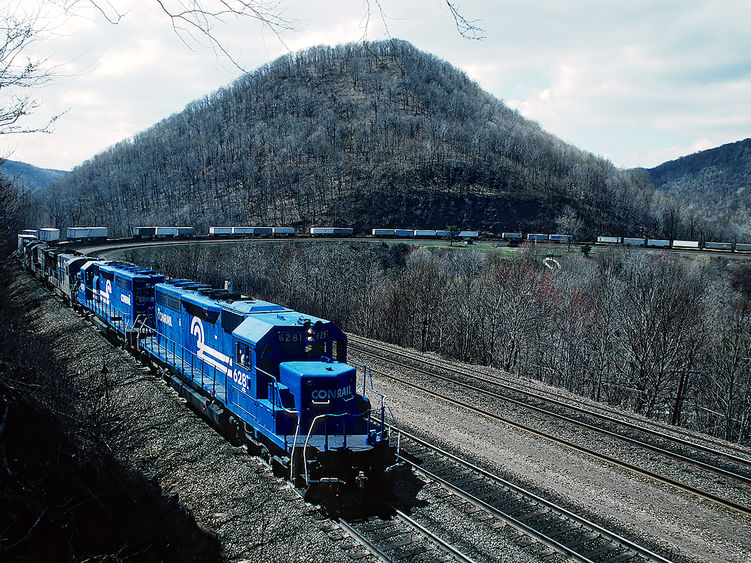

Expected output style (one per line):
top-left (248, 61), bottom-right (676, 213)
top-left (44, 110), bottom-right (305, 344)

top-left (157, 310), bottom-right (173, 327)
top-left (311, 386), bottom-right (352, 400)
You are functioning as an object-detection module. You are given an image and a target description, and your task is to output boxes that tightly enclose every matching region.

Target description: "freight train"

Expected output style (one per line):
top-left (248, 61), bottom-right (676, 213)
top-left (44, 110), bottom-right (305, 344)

top-left (18, 239), bottom-right (403, 513)
top-left (18, 225), bottom-right (751, 255)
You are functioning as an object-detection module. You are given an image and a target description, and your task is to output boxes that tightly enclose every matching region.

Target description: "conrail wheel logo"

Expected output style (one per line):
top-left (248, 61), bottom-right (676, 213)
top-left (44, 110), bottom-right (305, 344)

top-left (190, 316), bottom-right (242, 387)
top-left (99, 279), bottom-right (112, 305)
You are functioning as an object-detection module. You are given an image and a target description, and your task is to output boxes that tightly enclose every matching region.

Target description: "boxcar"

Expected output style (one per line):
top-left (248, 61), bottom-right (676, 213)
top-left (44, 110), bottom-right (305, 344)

top-left (549, 234), bottom-right (571, 244)
top-left (527, 233), bottom-right (548, 242)
top-left (647, 239), bottom-right (670, 248)
top-left (502, 232), bottom-right (523, 241)
top-left (273, 227), bottom-right (295, 236)
top-left (459, 231), bottom-right (479, 239)
top-left (209, 227), bottom-right (233, 236)
top-left (413, 230), bottom-right (436, 237)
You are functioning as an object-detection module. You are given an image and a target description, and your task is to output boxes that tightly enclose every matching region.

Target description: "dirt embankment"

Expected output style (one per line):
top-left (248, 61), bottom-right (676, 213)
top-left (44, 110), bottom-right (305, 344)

top-left (0, 264), bottom-right (356, 561)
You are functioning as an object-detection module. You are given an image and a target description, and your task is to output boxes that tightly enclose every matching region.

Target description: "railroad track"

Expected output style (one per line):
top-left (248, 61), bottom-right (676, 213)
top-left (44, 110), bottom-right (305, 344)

top-left (395, 428), bottom-right (669, 562)
top-left (349, 336), bottom-right (751, 515)
top-left (339, 509), bottom-right (477, 563)
top-left (349, 335), bottom-right (751, 470)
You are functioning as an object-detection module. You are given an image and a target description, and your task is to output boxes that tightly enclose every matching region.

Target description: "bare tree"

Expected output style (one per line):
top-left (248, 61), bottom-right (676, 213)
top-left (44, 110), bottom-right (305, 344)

top-left (0, 9), bottom-right (56, 136)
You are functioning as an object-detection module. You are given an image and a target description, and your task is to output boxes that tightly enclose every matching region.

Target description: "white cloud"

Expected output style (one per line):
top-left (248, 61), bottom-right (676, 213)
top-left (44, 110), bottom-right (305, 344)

top-left (2, 0), bottom-right (751, 171)
top-left (94, 39), bottom-right (162, 77)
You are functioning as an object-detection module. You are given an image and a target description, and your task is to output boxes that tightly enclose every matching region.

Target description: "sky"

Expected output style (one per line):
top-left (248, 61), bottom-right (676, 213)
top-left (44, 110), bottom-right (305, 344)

top-left (2, 0), bottom-right (750, 171)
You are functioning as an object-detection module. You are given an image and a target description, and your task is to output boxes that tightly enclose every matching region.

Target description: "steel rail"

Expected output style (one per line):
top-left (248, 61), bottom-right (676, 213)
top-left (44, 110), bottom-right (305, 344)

top-left (398, 428), bottom-right (670, 563)
top-left (392, 509), bottom-right (478, 563)
top-left (350, 335), bottom-right (751, 465)
top-left (349, 339), bottom-right (751, 484)
top-left (337, 518), bottom-right (392, 562)
top-left (363, 359), bottom-right (751, 515)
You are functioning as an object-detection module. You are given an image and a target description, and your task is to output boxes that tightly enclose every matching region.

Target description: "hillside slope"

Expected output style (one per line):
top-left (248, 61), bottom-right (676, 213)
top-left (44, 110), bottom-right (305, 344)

top-left (41, 40), bottom-right (668, 238)
top-left (1, 160), bottom-right (68, 192)
top-left (646, 138), bottom-right (751, 237)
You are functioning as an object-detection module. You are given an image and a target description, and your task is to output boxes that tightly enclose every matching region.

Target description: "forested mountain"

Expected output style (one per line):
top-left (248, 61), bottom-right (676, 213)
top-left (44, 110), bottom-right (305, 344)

top-left (37, 40), bottom-right (710, 239)
top-left (2, 160), bottom-right (68, 192)
top-left (645, 138), bottom-right (751, 239)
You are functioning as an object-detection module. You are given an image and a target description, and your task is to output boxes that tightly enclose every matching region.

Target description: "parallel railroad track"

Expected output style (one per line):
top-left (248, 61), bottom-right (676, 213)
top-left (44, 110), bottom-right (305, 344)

top-left (349, 337), bottom-right (751, 515)
top-left (397, 429), bottom-right (669, 563)
top-left (349, 335), bottom-right (751, 467)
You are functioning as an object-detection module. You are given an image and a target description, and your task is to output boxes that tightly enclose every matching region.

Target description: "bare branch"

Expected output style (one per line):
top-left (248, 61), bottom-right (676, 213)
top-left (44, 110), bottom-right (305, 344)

top-left (444, 1), bottom-right (485, 40)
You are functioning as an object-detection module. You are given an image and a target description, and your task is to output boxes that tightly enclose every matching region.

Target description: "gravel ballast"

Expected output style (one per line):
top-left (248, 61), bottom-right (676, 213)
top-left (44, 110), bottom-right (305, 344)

top-left (8, 266), bottom-right (358, 562)
top-left (350, 345), bottom-right (751, 562)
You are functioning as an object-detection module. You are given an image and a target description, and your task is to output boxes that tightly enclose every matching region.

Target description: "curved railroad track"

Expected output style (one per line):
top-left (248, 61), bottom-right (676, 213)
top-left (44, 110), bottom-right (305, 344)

top-left (348, 336), bottom-right (751, 515)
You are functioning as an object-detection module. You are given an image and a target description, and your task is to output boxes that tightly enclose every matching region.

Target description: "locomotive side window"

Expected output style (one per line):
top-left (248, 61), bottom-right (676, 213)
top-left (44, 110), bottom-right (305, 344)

top-left (236, 342), bottom-right (250, 367)
top-left (333, 339), bottom-right (345, 362)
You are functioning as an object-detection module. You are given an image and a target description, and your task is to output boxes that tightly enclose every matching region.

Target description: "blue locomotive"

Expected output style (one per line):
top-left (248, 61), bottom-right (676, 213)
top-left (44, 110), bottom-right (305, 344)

top-left (69, 259), bottom-right (400, 510)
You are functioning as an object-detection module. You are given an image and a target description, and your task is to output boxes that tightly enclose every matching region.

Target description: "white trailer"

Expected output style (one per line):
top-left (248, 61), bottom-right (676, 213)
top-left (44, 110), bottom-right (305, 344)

top-left (67, 226), bottom-right (108, 240)
top-left (597, 236), bottom-right (622, 244)
top-left (272, 227), bottom-right (295, 236)
top-left (38, 228), bottom-right (61, 242)
top-left (672, 240), bottom-right (699, 249)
